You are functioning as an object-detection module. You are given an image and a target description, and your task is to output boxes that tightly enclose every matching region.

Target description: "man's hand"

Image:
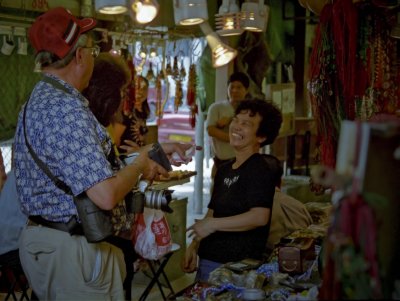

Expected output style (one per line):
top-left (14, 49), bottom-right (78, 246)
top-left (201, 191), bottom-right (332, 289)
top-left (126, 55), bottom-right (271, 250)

top-left (134, 144), bottom-right (169, 183)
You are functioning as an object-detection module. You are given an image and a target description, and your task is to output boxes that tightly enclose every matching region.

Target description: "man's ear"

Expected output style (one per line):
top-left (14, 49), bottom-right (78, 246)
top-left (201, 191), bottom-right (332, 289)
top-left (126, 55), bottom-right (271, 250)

top-left (74, 47), bottom-right (84, 65)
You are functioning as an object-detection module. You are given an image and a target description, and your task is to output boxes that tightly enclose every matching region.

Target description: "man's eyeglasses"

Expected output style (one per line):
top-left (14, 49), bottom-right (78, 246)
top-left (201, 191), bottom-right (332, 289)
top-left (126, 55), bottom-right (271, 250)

top-left (82, 45), bottom-right (100, 58)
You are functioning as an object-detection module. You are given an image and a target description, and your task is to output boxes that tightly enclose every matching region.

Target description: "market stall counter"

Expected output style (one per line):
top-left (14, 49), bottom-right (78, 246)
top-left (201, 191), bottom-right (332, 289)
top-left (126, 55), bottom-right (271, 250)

top-left (168, 241), bottom-right (322, 301)
top-left (167, 198), bottom-right (331, 301)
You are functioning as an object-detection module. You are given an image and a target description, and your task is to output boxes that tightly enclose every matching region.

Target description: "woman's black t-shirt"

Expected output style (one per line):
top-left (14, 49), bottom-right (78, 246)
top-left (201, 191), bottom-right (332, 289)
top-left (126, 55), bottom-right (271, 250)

top-left (197, 153), bottom-right (275, 263)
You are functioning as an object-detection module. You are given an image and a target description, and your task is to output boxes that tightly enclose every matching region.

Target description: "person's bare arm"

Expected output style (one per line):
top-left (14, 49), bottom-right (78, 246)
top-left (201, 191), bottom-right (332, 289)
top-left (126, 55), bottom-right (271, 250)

top-left (86, 142), bottom-right (192, 210)
top-left (207, 125), bottom-right (230, 142)
top-left (188, 207), bottom-right (270, 240)
top-left (182, 209), bottom-right (214, 273)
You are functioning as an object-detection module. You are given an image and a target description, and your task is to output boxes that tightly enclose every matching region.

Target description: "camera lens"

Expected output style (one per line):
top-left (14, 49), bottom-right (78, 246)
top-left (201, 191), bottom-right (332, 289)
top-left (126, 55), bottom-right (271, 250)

top-left (144, 189), bottom-right (173, 213)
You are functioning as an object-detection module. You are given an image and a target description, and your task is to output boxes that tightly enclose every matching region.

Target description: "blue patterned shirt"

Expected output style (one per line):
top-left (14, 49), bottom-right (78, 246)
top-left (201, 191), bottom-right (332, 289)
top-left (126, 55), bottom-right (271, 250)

top-left (14, 74), bottom-right (114, 223)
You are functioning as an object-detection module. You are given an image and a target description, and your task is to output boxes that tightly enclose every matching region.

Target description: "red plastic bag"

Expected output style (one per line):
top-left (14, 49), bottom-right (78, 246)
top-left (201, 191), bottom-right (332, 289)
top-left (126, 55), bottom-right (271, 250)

top-left (133, 208), bottom-right (172, 260)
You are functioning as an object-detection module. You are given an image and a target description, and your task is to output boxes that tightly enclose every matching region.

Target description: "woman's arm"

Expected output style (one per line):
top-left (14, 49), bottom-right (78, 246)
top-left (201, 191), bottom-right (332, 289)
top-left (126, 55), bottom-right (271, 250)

top-left (187, 207), bottom-right (270, 240)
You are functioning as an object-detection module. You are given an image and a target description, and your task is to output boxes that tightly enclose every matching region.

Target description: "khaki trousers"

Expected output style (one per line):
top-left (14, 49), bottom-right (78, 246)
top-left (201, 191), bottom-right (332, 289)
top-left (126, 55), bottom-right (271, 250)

top-left (19, 225), bottom-right (126, 301)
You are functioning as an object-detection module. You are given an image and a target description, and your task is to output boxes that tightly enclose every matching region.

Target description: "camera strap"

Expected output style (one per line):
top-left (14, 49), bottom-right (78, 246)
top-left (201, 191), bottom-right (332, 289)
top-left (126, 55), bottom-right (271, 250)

top-left (23, 76), bottom-right (73, 195)
top-left (22, 76), bottom-right (84, 235)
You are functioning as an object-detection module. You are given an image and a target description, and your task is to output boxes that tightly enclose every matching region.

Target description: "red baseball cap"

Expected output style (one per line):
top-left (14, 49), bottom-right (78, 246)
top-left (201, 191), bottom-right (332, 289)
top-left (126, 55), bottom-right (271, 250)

top-left (29, 7), bottom-right (96, 59)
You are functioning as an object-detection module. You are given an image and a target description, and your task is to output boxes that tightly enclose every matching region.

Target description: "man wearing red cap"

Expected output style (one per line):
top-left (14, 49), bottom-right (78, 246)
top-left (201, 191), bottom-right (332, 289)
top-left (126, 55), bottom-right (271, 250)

top-left (12, 7), bottom-right (190, 300)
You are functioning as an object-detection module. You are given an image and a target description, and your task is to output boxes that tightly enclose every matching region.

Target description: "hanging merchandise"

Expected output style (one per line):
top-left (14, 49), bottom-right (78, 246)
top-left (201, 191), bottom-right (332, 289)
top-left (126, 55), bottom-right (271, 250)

top-left (180, 60), bottom-right (187, 79)
top-left (309, 0), bottom-right (400, 169)
top-left (172, 56), bottom-right (180, 79)
top-left (155, 73), bottom-right (163, 119)
top-left (318, 122), bottom-right (383, 300)
top-left (146, 62), bottom-right (155, 81)
top-left (165, 56), bottom-right (172, 75)
top-left (175, 79), bottom-right (183, 113)
top-left (370, 12), bottom-right (399, 114)
top-left (187, 64), bottom-right (197, 128)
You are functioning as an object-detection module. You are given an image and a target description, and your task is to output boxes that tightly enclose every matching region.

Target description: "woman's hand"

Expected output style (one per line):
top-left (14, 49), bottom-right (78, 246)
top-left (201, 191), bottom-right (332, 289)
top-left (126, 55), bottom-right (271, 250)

top-left (182, 241), bottom-right (199, 273)
top-left (187, 217), bottom-right (216, 241)
top-left (160, 142), bottom-right (193, 166)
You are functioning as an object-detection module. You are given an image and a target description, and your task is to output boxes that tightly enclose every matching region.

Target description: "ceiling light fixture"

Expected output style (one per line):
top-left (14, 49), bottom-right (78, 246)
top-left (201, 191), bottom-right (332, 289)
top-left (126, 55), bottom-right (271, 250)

top-left (173, 0), bottom-right (208, 26)
top-left (130, 0), bottom-right (159, 24)
top-left (241, 0), bottom-right (269, 32)
top-left (215, 0), bottom-right (243, 36)
top-left (109, 36), bottom-right (122, 56)
top-left (200, 21), bottom-right (237, 68)
top-left (95, 0), bottom-right (128, 15)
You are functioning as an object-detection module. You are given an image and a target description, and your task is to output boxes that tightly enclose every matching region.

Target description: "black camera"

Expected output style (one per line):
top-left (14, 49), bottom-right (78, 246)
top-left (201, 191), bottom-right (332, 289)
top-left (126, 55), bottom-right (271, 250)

top-left (124, 142), bottom-right (174, 214)
top-left (126, 184), bottom-right (173, 214)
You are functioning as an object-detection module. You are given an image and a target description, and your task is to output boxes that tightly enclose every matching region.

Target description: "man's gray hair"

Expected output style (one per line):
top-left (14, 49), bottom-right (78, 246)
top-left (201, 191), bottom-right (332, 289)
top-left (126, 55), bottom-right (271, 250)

top-left (34, 34), bottom-right (89, 71)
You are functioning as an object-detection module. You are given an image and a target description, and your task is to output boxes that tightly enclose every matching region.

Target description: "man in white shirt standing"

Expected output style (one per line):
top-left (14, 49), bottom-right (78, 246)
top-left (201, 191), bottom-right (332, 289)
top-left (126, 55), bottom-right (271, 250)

top-left (206, 72), bottom-right (250, 181)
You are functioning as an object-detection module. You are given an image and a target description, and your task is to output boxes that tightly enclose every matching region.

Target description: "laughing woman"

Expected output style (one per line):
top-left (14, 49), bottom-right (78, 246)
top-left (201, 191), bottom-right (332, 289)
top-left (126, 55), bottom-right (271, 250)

top-left (182, 99), bottom-right (282, 282)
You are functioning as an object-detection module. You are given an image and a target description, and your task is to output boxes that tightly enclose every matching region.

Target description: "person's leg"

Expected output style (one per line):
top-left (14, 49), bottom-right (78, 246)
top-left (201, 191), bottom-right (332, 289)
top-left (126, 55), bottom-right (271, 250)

top-left (19, 225), bottom-right (126, 300)
top-left (107, 235), bottom-right (138, 300)
top-left (195, 258), bottom-right (222, 283)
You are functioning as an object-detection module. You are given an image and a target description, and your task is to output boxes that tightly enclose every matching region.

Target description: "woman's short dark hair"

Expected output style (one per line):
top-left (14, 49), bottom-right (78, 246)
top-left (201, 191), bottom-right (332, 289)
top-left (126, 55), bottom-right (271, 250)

top-left (228, 72), bottom-right (250, 89)
top-left (235, 99), bottom-right (282, 146)
top-left (83, 53), bottom-right (130, 126)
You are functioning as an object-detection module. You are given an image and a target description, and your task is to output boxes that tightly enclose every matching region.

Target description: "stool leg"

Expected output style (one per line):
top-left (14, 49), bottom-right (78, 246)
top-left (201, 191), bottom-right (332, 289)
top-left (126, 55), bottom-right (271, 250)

top-left (148, 260), bottom-right (167, 300)
top-left (159, 266), bottom-right (175, 297)
top-left (139, 253), bottom-right (174, 301)
top-left (1, 266), bottom-right (17, 301)
top-left (13, 269), bottom-right (30, 301)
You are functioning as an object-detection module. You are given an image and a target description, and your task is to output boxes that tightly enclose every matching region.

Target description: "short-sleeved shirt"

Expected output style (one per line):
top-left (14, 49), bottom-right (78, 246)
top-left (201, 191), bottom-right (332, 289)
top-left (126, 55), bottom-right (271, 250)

top-left (198, 153), bottom-right (275, 263)
top-left (0, 170), bottom-right (27, 255)
top-left (206, 101), bottom-right (235, 160)
top-left (14, 75), bottom-right (114, 223)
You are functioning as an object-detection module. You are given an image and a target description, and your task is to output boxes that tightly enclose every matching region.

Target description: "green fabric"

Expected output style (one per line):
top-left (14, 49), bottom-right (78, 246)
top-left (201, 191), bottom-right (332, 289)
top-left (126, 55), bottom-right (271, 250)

top-left (198, 45), bottom-right (215, 112)
top-left (266, 0), bottom-right (296, 63)
top-left (0, 47), bottom-right (40, 141)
